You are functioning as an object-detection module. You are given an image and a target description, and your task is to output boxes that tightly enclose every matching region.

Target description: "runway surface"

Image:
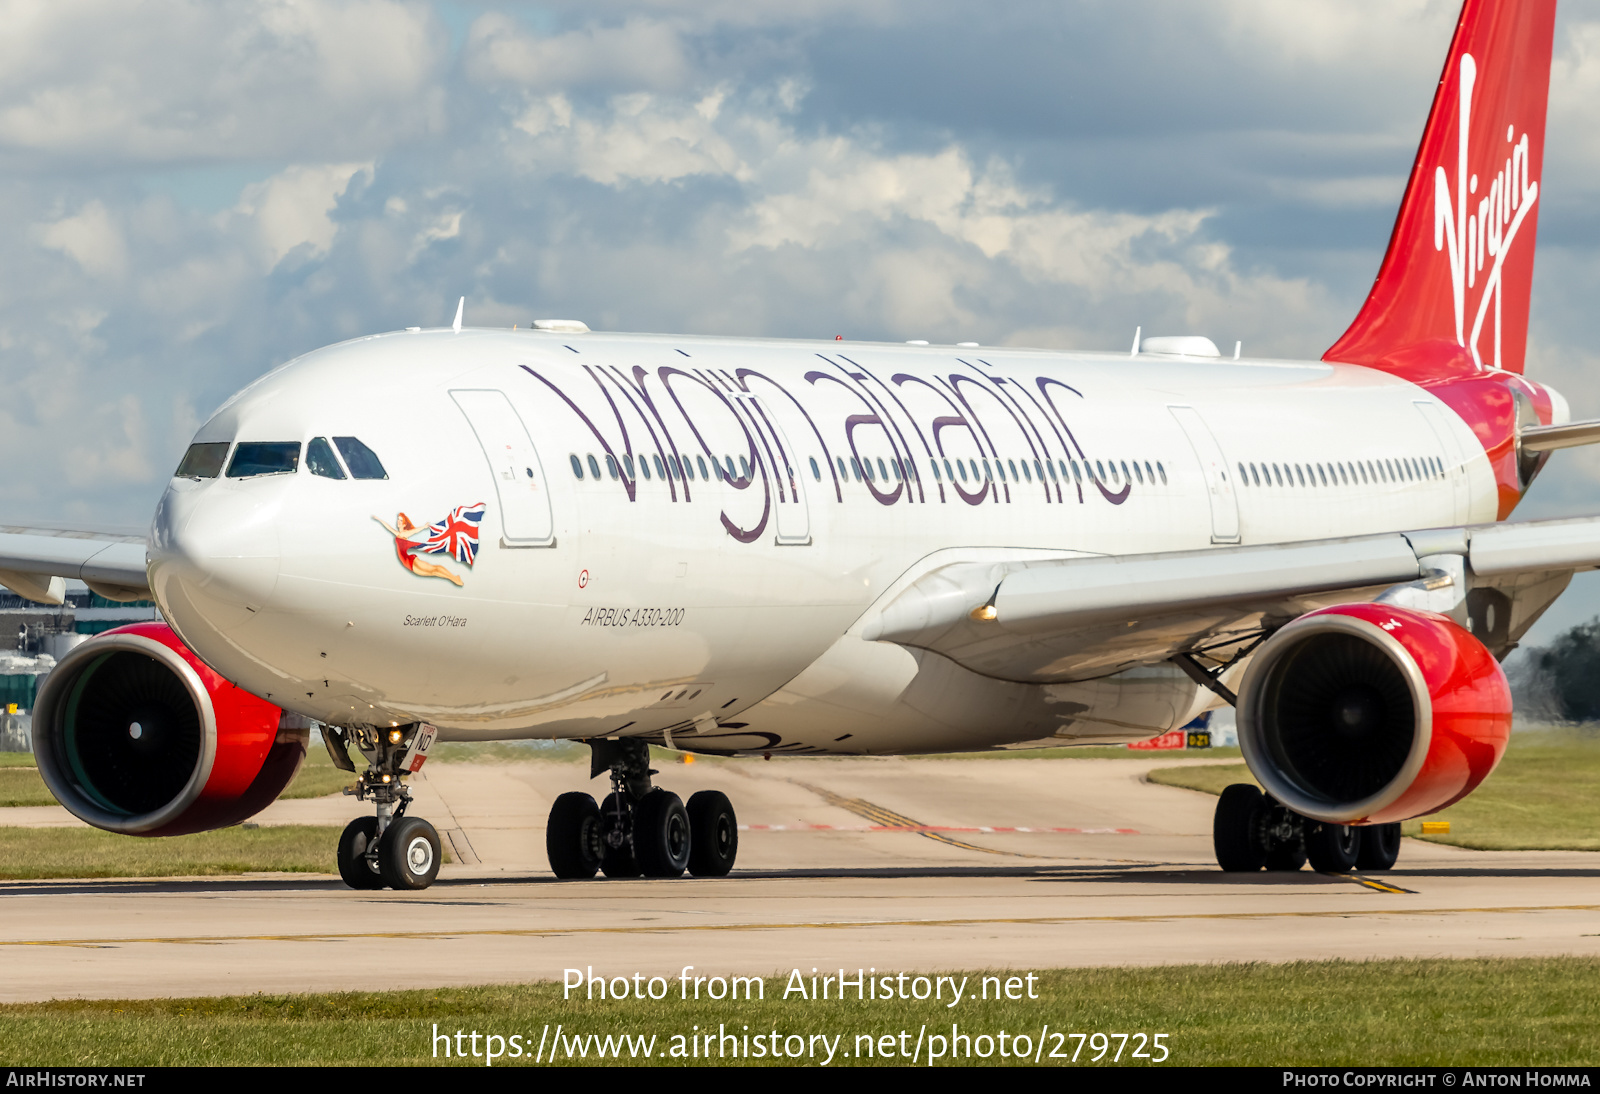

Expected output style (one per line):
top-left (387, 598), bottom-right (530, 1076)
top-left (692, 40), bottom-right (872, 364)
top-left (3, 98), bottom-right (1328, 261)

top-left (1, 754), bottom-right (1597, 1002)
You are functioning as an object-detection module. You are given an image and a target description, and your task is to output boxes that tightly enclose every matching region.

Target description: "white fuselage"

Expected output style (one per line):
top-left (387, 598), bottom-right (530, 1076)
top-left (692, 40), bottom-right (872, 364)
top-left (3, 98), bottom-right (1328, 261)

top-left (146, 328), bottom-right (1500, 755)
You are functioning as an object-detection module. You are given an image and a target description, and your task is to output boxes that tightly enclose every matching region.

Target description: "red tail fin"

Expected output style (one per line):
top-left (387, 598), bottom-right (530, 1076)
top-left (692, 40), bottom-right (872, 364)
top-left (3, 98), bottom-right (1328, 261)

top-left (1323, 0), bottom-right (1556, 377)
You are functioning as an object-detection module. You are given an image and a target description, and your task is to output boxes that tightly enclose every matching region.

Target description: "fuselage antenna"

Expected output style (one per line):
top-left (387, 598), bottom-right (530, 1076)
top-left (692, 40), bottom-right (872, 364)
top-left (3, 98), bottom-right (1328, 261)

top-left (1130, 326), bottom-right (1141, 357)
top-left (452, 297), bottom-right (465, 333)
top-left (1234, 341), bottom-right (1242, 360)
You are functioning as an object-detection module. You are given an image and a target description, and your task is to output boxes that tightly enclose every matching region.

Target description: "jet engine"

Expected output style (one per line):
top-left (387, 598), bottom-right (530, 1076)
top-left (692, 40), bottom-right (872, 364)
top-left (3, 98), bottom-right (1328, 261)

top-left (33, 622), bottom-right (307, 836)
top-left (1236, 603), bottom-right (1511, 825)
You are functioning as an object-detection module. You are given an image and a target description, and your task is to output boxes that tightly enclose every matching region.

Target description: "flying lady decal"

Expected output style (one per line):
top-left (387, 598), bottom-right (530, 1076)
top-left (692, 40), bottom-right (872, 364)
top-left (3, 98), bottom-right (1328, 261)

top-left (376, 503), bottom-right (486, 587)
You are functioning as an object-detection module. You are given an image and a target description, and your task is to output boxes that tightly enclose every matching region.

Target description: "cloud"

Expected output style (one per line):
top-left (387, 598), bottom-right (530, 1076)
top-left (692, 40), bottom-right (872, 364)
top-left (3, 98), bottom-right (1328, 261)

top-left (39, 201), bottom-right (128, 278)
top-left (0, 0), bottom-right (1594, 543)
top-left (232, 162), bottom-right (373, 268)
top-left (0, 0), bottom-right (443, 165)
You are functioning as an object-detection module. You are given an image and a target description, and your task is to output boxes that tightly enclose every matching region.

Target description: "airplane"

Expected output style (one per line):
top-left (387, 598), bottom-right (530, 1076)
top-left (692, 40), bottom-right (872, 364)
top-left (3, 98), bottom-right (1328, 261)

top-left (2, 0), bottom-right (1592, 890)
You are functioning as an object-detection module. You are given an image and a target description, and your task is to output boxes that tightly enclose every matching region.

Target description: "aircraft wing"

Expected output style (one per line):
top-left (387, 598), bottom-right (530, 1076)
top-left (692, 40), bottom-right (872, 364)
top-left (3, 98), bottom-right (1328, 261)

top-left (0, 526), bottom-right (150, 605)
top-left (859, 516), bottom-right (1600, 684)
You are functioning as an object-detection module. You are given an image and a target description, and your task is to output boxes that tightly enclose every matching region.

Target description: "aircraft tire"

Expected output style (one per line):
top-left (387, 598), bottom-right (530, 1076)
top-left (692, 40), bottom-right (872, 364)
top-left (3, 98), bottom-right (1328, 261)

top-left (599, 792), bottom-right (641, 878)
top-left (546, 792), bottom-right (603, 879)
top-left (1355, 822), bottom-right (1402, 871)
top-left (1305, 821), bottom-right (1360, 873)
top-left (378, 816), bottom-right (441, 890)
top-left (634, 789), bottom-right (691, 878)
top-left (686, 790), bottom-right (738, 877)
top-left (337, 816), bottom-right (386, 890)
top-left (1213, 783), bottom-right (1266, 872)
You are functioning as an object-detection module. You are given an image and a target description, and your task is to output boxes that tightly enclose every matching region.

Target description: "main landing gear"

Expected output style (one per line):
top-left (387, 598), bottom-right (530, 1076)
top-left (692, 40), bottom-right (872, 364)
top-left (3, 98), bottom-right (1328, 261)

top-left (324, 723), bottom-right (443, 891)
top-left (545, 738), bottom-right (739, 880)
top-left (1213, 783), bottom-right (1402, 874)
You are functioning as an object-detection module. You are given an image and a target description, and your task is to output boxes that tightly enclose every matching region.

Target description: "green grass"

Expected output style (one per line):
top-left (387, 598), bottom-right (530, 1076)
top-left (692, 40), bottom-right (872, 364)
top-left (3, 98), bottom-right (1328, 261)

top-left (0, 750), bottom-right (37, 768)
top-left (0, 958), bottom-right (1593, 1066)
top-left (0, 746), bottom-right (356, 808)
top-left (1147, 727), bottom-right (1600, 850)
top-left (0, 825), bottom-right (342, 879)
top-left (932, 745), bottom-right (1243, 761)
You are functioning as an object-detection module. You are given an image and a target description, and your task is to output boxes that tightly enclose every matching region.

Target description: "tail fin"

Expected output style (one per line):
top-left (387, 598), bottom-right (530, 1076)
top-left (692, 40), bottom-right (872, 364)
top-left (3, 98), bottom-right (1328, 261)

top-left (1323, 0), bottom-right (1556, 377)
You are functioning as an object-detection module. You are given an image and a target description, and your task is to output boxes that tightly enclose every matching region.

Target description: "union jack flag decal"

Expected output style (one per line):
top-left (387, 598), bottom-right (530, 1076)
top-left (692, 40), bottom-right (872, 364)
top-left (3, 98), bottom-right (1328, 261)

top-left (417, 503), bottom-right (486, 566)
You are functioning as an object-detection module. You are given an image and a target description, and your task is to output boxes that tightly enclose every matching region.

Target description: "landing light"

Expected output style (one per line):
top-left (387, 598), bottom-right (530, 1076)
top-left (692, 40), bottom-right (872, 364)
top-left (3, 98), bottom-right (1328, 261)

top-left (970, 605), bottom-right (998, 622)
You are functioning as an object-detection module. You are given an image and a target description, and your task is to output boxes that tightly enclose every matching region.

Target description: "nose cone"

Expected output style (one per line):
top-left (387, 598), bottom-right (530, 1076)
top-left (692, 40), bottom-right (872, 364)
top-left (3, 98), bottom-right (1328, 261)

top-left (149, 479), bottom-right (284, 637)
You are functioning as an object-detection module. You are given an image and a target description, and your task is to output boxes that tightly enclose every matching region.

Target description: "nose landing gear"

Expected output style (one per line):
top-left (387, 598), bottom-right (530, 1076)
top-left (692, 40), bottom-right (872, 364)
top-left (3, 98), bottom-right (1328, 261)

top-left (544, 739), bottom-right (738, 880)
top-left (1212, 782), bottom-right (1402, 874)
top-left (326, 723), bottom-right (443, 890)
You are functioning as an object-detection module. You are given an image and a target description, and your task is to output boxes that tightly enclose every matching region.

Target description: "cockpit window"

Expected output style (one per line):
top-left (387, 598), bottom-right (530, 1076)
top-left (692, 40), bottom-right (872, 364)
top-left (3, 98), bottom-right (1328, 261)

top-left (333, 436), bottom-right (388, 480)
top-left (227, 442), bottom-right (301, 478)
top-left (306, 437), bottom-right (346, 480)
top-left (174, 442), bottom-right (230, 479)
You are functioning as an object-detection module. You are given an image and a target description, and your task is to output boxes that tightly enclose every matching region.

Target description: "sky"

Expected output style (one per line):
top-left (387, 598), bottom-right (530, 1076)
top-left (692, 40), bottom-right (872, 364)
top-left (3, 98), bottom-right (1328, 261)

top-left (4, 0), bottom-right (1600, 643)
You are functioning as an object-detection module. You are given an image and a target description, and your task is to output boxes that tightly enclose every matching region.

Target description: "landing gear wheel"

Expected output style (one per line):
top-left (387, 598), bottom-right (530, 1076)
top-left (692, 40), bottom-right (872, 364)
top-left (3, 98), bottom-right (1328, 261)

top-left (634, 789), bottom-right (691, 878)
top-left (378, 816), bottom-right (441, 890)
top-left (687, 790), bottom-right (738, 877)
top-left (546, 792), bottom-right (604, 879)
top-left (1355, 822), bottom-right (1402, 871)
top-left (1305, 822), bottom-right (1360, 873)
top-left (1213, 784), bottom-right (1266, 872)
top-left (337, 816), bottom-right (385, 890)
top-left (599, 792), bottom-right (640, 878)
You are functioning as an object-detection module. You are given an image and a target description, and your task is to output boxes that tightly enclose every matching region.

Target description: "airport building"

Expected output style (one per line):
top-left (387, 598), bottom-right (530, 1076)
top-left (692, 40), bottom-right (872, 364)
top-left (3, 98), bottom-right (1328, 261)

top-left (0, 586), bottom-right (160, 751)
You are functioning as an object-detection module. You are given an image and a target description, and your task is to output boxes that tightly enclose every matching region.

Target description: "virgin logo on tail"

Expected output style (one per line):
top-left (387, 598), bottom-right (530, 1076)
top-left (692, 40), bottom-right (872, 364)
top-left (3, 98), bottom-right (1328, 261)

top-left (1434, 53), bottom-right (1539, 372)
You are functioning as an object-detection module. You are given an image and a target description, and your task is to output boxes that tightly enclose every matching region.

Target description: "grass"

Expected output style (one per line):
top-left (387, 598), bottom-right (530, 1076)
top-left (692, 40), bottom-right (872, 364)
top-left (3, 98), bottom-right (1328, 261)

top-left (0, 745), bottom-right (356, 808)
top-left (930, 745), bottom-right (1243, 761)
top-left (0, 958), bottom-right (1593, 1066)
top-left (1147, 727), bottom-right (1600, 850)
top-left (0, 825), bottom-right (341, 879)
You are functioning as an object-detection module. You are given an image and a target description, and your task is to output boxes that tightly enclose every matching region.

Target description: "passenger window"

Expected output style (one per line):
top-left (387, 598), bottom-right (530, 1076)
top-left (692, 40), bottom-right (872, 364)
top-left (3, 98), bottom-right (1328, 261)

top-left (878, 458), bottom-right (889, 481)
top-left (944, 459), bottom-right (955, 482)
top-left (306, 437), bottom-right (346, 479)
top-left (930, 460), bottom-right (943, 482)
top-left (739, 456), bottom-right (751, 479)
top-left (176, 441), bottom-right (231, 479)
top-left (227, 441), bottom-right (300, 478)
top-left (982, 460), bottom-right (993, 481)
top-left (624, 455), bottom-right (637, 479)
top-left (837, 456), bottom-right (849, 480)
top-left (606, 455), bottom-right (620, 480)
top-left (332, 437), bottom-right (388, 480)
top-left (892, 460), bottom-right (902, 482)
top-left (699, 455), bottom-right (711, 481)
top-left (588, 455), bottom-right (602, 479)
top-left (570, 454), bottom-right (584, 479)
top-left (957, 461), bottom-right (968, 482)
top-left (810, 457), bottom-right (820, 481)
top-left (640, 456), bottom-right (652, 480)
top-left (863, 459), bottom-right (875, 483)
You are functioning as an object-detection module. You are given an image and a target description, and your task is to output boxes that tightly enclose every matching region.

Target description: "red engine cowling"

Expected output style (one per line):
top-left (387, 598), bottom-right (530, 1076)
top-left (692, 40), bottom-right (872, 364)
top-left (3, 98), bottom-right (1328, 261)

top-left (1236, 603), bottom-right (1511, 825)
top-left (33, 622), bottom-right (308, 837)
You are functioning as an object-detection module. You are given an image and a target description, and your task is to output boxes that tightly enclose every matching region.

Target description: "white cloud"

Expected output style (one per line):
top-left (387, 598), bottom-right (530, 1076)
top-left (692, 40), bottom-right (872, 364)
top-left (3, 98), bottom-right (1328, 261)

top-left (39, 201), bottom-right (128, 278)
top-left (466, 14), bottom-right (692, 92)
top-left (233, 162), bottom-right (372, 268)
top-left (0, 0), bottom-right (442, 164)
